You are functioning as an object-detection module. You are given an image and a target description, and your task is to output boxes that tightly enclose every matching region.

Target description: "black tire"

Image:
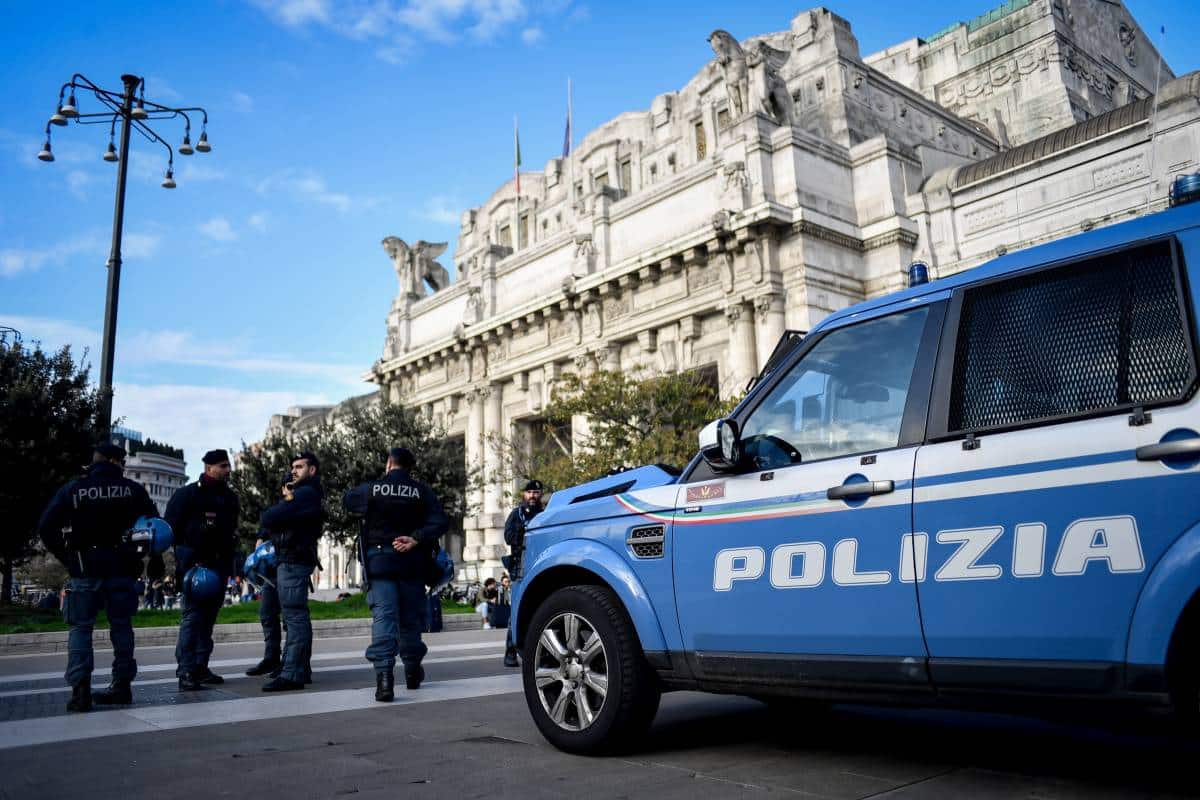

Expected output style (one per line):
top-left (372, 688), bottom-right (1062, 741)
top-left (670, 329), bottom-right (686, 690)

top-left (521, 584), bottom-right (661, 755)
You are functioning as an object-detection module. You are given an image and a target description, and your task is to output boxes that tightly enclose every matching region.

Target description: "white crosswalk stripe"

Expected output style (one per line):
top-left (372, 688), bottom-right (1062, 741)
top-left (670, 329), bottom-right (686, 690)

top-left (0, 652), bottom-right (510, 699)
top-left (0, 641), bottom-right (504, 686)
top-left (0, 673), bottom-right (524, 751)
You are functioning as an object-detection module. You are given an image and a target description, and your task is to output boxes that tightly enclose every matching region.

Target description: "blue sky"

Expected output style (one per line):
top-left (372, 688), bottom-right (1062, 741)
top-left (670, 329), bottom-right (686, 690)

top-left (2, 0), bottom-right (1195, 474)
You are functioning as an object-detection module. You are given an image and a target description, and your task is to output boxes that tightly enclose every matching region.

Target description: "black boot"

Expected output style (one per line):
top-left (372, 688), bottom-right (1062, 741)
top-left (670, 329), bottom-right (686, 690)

top-left (67, 679), bottom-right (92, 713)
top-left (503, 646), bottom-right (520, 668)
top-left (197, 668), bottom-right (225, 685)
top-left (245, 658), bottom-right (280, 677)
top-left (375, 671), bottom-right (394, 702)
top-left (405, 665), bottom-right (425, 690)
top-left (262, 676), bottom-right (304, 692)
top-left (178, 672), bottom-right (210, 691)
top-left (92, 679), bottom-right (132, 705)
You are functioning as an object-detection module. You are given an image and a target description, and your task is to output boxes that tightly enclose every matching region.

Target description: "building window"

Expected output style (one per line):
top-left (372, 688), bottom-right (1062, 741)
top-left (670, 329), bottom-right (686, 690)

top-left (717, 108), bottom-right (732, 131)
top-left (594, 171), bottom-right (609, 190)
top-left (498, 225), bottom-right (512, 248)
top-left (649, 163), bottom-right (658, 184)
top-left (694, 121), bottom-right (706, 161)
top-left (519, 214), bottom-right (530, 248)
top-left (574, 182), bottom-right (583, 203)
top-left (619, 158), bottom-right (632, 195)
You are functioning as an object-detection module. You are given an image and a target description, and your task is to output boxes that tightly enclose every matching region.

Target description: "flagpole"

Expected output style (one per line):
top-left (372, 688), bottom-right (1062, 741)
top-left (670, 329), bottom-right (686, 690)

top-left (567, 77), bottom-right (575, 223)
top-left (514, 114), bottom-right (520, 250)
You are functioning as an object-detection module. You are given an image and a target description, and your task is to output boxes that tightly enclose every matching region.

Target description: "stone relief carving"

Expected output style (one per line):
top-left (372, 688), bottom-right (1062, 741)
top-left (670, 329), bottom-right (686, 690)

top-left (463, 286), bottom-right (483, 325)
top-left (603, 294), bottom-right (631, 320)
top-left (1118, 22), bottom-right (1136, 67)
top-left (382, 237), bottom-right (451, 297)
top-left (708, 30), bottom-right (749, 118)
top-left (585, 301), bottom-right (603, 339)
top-left (572, 234), bottom-right (596, 277)
top-left (747, 41), bottom-right (795, 126)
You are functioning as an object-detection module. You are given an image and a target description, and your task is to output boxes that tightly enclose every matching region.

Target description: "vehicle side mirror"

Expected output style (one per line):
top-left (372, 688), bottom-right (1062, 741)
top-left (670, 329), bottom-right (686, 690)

top-left (700, 417), bottom-right (742, 471)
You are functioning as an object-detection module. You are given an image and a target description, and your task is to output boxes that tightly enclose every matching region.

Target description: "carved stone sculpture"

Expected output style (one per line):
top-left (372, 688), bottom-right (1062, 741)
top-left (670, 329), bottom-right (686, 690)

top-left (709, 30), bottom-right (749, 118)
top-left (381, 236), bottom-right (451, 297)
top-left (463, 286), bottom-right (483, 325)
top-left (747, 42), bottom-right (795, 126)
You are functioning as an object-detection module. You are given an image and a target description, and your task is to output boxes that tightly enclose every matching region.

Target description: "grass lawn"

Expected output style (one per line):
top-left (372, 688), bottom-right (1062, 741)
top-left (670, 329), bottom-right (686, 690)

top-left (0, 593), bottom-right (476, 635)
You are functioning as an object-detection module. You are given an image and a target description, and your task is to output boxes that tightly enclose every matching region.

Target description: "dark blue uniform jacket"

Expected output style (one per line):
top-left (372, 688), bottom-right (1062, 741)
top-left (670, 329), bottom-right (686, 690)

top-left (343, 468), bottom-right (448, 581)
top-left (37, 461), bottom-right (158, 578)
top-left (259, 476), bottom-right (324, 567)
top-left (165, 475), bottom-right (241, 579)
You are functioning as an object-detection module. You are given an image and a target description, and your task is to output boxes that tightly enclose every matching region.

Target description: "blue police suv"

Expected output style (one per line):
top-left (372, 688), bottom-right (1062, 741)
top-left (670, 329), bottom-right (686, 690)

top-left (511, 199), bottom-right (1200, 754)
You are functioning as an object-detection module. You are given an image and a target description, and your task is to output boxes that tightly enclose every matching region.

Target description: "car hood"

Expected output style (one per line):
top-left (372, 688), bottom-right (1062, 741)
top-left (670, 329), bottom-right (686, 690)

top-left (530, 465), bottom-right (680, 530)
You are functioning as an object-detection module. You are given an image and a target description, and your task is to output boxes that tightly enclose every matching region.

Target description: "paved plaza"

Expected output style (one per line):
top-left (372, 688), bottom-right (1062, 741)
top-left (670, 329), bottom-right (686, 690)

top-left (0, 628), bottom-right (1196, 799)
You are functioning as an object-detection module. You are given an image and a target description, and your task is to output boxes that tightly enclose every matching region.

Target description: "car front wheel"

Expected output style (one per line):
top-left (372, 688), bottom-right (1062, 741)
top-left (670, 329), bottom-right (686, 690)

top-left (522, 585), bottom-right (661, 754)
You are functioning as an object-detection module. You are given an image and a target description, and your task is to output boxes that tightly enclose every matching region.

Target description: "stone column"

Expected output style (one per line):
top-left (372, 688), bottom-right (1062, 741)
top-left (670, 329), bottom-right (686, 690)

top-left (483, 382), bottom-right (504, 516)
top-left (461, 386), bottom-right (487, 569)
top-left (571, 352), bottom-right (595, 452)
top-left (754, 293), bottom-right (786, 369)
top-left (723, 301), bottom-right (757, 398)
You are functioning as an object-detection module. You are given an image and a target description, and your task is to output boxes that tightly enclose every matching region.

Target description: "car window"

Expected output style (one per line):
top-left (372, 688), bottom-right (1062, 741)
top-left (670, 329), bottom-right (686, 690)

top-left (740, 307), bottom-right (930, 469)
top-left (948, 239), bottom-right (1194, 432)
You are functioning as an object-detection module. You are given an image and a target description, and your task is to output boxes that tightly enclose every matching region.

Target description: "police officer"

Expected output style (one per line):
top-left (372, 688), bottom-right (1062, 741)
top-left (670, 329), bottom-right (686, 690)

top-left (37, 443), bottom-right (159, 712)
top-left (259, 451), bottom-right (324, 692)
top-left (501, 479), bottom-right (543, 666)
top-left (343, 447), bottom-right (448, 701)
top-left (167, 448), bottom-right (240, 690)
top-left (244, 529), bottom-right (282, 678)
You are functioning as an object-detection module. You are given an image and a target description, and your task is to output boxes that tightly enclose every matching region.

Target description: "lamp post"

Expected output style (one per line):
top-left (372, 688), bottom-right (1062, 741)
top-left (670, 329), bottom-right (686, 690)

top-left (38, 74), bottom-right (212, 437)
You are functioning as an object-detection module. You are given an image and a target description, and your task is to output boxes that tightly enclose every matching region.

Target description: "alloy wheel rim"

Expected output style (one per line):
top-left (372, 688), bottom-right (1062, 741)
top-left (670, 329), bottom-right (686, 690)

top-left (533, 611), bottom-right (609, 731)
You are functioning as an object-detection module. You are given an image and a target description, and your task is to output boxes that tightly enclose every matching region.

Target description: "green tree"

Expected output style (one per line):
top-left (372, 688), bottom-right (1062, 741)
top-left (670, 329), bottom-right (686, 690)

top-left (0, 341), bottom-right (99, 603)
top-left (487, 368), bottom-right (737, 498)
top-left (231, 400), bottom-right (469, 548)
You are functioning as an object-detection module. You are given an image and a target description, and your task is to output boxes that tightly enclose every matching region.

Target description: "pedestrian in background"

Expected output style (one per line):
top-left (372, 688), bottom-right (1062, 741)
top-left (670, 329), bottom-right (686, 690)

top-left (343, 447), bottom-right (448, 701)
top-left (259, 452), bottom-right (324, 692)
top-left (501, 479), bottom-right (543, 666)
top-left (168, 448), bottom-right (240, 691)
top-left (37, 443), bottom-right (159, 712)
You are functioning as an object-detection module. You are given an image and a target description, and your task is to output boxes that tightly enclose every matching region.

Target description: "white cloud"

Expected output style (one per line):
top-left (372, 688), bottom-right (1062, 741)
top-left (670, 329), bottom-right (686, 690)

top-left (66, 170), bottom-right (95, 199)
top-left (248, 212), bottom-right (269, 230)
top-left (179, 162), bottom-right (227, 182)
top-left (419, 195), bottom-right (461, 224)
top-left (2, 316), bottom-right (366, 388)
top-left (1, 316), bottom-right (371, 470)
top-left (112, 382), bottom-right (334, 472)
top-left (252, 0), bottom-right (332, 27)
top-left (199, 216), bottom-right (238, 242)
top-left (122, 233), bottom-right (162, 260)
top-left (0, 234), bottom-right (102, 277)
top-left (146, 77), bottom-right (183, 103)
top-left (250, 0), bottom-right (567, 61)
top-left (256, 168), bottom-right (355, 212)
top-left (232, 91), bottom-right (255, 113)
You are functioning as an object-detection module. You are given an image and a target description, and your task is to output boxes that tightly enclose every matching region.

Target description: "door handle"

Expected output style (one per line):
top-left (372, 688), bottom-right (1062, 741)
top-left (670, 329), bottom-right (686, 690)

top-left (1136, 438), bottom-right (1200, 461)
top-left (827, 480), bottom-right (895, 500)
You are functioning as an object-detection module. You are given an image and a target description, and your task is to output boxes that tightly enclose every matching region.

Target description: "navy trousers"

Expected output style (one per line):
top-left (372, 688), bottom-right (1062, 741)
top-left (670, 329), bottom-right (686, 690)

top-left (277, 563), bottom-right (313, 684)
top-left (63, 576), bottom-right (138, 687)
top-left (175, 589), bottom-right (222, 677)
top-left (259, 577), bottom-right (281, 663)
top-left (365, 577), bottom-right (428, 675)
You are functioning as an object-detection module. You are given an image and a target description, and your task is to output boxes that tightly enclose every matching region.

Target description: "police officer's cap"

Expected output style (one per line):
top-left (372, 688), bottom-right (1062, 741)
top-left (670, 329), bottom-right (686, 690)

top-left (523, 479), bottom-right (544, 492)
top-left (389, 447), bottom-right (415, 469)
top-left (95, 442), bottom-right (127, 461)
top-left (202, 448), bottom-right (230, 465)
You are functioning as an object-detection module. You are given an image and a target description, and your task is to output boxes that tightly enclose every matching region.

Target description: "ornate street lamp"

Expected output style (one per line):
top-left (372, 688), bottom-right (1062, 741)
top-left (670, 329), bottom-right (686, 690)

top-left (37, 74), bottom-right (212, 436)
